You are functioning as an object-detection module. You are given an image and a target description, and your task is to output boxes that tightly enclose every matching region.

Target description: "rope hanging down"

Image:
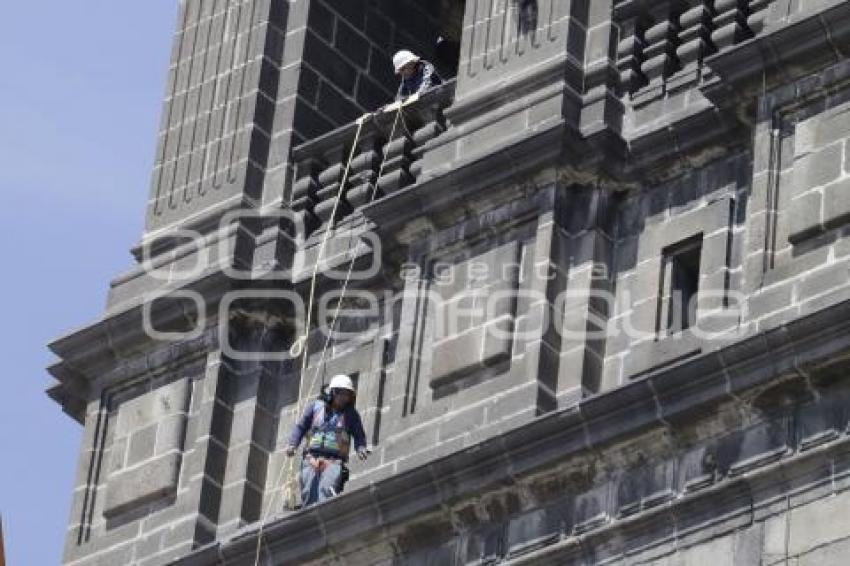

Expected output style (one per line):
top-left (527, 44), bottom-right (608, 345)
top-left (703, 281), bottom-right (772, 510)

top-left (252, 100), bottom-right (410, 566)
top-left (309, 103), bottom-right (405, 392)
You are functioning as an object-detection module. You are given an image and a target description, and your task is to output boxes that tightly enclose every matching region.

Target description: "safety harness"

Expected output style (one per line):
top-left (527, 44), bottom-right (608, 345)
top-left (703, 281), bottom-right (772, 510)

top-left (304, 400), bottom-right (352, 461)
top-left (253, 97), bottom-right (416, 566)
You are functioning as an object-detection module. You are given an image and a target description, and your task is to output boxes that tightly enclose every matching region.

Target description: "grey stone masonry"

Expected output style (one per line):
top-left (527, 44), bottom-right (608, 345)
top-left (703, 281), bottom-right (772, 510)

top-left (104, 380), bottom-right (191, 520)
top-left (46, 1), bottom-right (850, 565)
top-left (144, 0), bottom-right (288, 233)
top-left (429, 241), bottom-right (520, 388)
top-left (299, 0), bottom-right (444, 131)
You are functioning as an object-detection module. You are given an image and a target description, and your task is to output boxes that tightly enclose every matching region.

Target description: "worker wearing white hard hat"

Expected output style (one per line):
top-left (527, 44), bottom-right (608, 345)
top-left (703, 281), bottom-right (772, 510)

top-left (393, 49), bottom-right (419, 74)
top-left (286, 374), bottom-right (368, 507)
top-left (392, 49), bottom-right (443, 101)
top-left (328, 374), bottom-right (355, 392)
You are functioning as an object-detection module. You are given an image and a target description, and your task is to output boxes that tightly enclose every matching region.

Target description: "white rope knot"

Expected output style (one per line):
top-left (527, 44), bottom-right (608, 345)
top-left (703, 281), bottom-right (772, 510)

top-left (289, 335), bottom-right (306, 359)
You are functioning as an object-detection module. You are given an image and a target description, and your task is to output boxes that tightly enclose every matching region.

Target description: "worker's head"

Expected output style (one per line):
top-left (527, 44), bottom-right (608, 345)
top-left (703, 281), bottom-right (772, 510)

top-left (393, 50), bottom-right (420, 79)
top-left (328, 374), bottom-right (355, 409)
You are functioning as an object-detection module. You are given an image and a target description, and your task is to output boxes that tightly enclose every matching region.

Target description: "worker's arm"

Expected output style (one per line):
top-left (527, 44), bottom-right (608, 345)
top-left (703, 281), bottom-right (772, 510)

top-left (348, 409), bottom-right (369, 460)
top-left (416, 62), bottom-right (442, 94)
top-left (286, 402), bottom-right (315, 454)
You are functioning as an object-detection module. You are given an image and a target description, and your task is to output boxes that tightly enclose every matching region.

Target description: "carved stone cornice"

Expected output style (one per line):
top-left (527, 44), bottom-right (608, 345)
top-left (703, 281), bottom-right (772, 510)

top-left (47, 270), bottom-right (234, 423)
top-left (172, 297), bottom-right (850, 565)
top-left (701, 1), bottom-right (850, 113)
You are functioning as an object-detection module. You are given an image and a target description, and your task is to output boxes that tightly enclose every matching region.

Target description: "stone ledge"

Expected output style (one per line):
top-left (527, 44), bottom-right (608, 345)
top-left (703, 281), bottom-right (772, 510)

top-left (172, 298), bottom-right (850, 565)
top-left (702, 1), bottom-right (850, 108)
top-left (104, 452), bottom-right (182, 520)
top-left (361, 119), bottom-right (568, 235)
top-left (47, 271), bottom-right (231, 424)
top-left (510, 437), bottom-right (850, 565)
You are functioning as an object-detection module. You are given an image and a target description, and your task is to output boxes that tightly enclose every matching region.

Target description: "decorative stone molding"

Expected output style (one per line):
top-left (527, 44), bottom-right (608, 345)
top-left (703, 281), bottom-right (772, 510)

top-left (104, 380), bottom-right (192, 520)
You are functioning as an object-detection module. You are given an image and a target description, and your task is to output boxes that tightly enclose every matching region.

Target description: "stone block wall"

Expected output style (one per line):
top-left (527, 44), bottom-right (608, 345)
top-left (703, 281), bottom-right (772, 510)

top-left (104, 380), bottom-right (191, 520)
top-left (771, 82), bottom-right (850, 245)
top-left (735, 62), bottom-right (850, 343)
top-left (157, 322), bottom-right (850, 564)
top-left (455, 0), bottom-right (580, 98)
top-left (141, 0), bottom-right (459, 246)
top-left (429, 241), bottom-right (521, 388)
top-left (422, 0), bottom-right (596, 179)
top-left (291, 193), bottom-right (561, 487)
top-left (267, 181), bottom-right (618, 492)
top-left (297, 0), bottom-right (447, 135)
top-left (145, 0), bottom-right (287, 233)
top-left (47, 1), bottom-right (850, 565)
top-left (62, 358), bottom-right (219, 565)
top-left (603, 155), bottom-right (748, 386)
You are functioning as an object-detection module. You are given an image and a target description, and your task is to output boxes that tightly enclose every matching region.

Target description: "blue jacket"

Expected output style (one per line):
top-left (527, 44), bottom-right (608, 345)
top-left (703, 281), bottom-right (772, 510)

top-left (289, 400), bottom-right (367, 461)
top-left (396, 60), bottom-right (443, 101)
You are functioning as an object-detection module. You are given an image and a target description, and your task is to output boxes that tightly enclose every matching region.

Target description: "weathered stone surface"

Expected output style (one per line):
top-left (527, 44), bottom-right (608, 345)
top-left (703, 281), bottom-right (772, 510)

top-left (788, 488), bottom-right (850, 557)
top-left (104, 380), bottom-right (191, 520)
top-left (115, 380), bottom-right (190, 436)
top-left (429, 241), bottom-right (520, 387)
top-left (47, 2), bottom-right (850, 565)
top-left (104, 453), bottom-right (182, 519)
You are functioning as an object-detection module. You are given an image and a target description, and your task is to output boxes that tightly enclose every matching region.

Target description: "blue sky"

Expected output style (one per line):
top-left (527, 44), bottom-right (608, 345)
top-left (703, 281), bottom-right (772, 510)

top-left (0, 2), bottom-right (178, 563)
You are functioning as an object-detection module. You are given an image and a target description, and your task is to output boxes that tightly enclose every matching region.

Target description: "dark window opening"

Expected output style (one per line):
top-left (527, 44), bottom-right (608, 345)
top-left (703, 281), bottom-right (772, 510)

top-left (513, 0), bottom-right (539, 36)
top-left (434, 0), bottom-right (467, 79)
top-left (657, 235), bottom-right (702, 336)
top-left (298, 0), bottom-right (467, 135)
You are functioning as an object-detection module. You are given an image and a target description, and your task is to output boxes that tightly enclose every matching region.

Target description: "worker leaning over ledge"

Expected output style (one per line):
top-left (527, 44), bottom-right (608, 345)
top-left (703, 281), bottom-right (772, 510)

top-left (393, 49), bottom-right (443, 101)
top-left (286, 374), bottom-right (368, 507)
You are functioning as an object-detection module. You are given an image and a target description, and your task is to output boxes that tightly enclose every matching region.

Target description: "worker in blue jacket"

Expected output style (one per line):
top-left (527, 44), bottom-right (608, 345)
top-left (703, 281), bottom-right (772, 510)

top-left (286, 374), bottom-right (368, 507)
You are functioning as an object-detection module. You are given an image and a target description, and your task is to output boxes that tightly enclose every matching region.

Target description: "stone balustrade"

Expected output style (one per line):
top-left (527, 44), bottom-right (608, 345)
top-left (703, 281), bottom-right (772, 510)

top-left (290, 80), bottom-right (456, 234)
top-left (615, 0), bottom-right (775, 95)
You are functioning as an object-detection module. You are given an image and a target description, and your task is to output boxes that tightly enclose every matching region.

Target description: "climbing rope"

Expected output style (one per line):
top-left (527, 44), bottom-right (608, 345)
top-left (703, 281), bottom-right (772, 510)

top-left (252, 113), bottom-right (368, 566)
top-left (252, 102), bottom-right (408, 565)
top-left (308, 104), bottom-right (405, 398)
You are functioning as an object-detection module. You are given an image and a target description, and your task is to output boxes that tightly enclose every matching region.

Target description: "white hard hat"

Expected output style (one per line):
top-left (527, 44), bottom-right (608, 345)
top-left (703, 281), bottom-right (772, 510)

top-left (329, 374), bottom-right (355, 392)
top-left (393, 50), bottom-right (419, 74)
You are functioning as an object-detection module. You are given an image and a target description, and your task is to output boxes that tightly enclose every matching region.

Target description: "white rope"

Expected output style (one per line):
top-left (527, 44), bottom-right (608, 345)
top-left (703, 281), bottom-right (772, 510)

top-left (252, 113), bottom-right (369, 566)
top-left (251, 99), bottom-right (411, 565)
top-left (295, 101), bottom-right (410, 457)
top-left (308, 106), bottom-right (405, 397)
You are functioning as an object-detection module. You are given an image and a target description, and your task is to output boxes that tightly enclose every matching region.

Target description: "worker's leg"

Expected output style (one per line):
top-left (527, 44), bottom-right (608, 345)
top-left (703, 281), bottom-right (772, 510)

top-left (300, 456), bottom-right (320, 508)
top-left (339, 463), bottom-right (350, 494)
top-left (316, 460), bottom-right (343, 502)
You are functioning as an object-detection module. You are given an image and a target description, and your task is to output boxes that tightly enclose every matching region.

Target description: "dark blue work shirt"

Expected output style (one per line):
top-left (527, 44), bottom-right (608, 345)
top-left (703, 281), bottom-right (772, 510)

top-left (288, 400), bottom-right (367, 461)
top-left (396, 60), bottom-right (443, 101)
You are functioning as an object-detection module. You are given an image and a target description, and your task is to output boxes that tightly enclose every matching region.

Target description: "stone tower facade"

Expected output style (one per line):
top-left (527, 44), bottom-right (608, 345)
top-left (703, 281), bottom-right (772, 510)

top-left (49, 1), bottom-right (850, 564)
